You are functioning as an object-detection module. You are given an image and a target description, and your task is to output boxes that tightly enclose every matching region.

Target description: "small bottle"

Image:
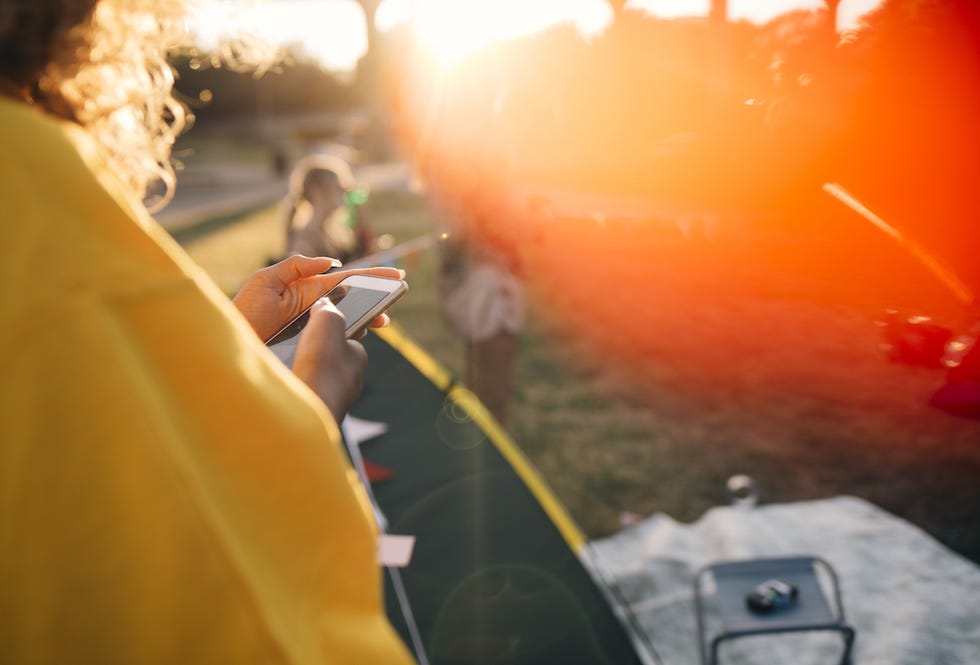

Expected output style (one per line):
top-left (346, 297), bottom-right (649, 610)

top-left (726, 474), bottom-right (758, 509)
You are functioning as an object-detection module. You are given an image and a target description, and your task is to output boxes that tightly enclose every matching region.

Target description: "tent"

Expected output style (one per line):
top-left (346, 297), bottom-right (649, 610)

top-left (350, 326), bottom-right (980, 665)
top-left (350, 325), bottom-right (656, 665)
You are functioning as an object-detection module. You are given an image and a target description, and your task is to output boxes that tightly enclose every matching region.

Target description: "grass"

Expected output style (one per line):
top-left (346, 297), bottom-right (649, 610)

top-left (176, 183), bottom-right (980, 566)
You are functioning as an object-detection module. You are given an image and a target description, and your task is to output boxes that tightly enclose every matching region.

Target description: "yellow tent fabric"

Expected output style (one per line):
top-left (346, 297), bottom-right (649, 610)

top-left (353, 327), bottom-right (649, 665)
top-left (0, 97), bottom-right (414, 665)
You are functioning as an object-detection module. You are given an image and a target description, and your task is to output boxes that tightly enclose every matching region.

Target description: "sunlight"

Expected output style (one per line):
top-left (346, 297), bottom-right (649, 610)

top-left (186, 0), bottom-right (884, 75)
top-left (380, 0), bottom-right (611, 68)
top-left (379, 0), bottom-right (884, 70)
top-left (188, 0), bottom-right (367, 72)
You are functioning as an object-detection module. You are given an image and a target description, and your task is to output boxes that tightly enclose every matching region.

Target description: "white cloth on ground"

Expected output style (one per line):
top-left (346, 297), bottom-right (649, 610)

top-left (584, 495), bottom-right (980, 665)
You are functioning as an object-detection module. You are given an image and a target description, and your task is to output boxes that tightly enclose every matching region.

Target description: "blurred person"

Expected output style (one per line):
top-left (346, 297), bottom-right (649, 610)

top-left (0, 2), bottom-right (415, 664)
top-left (283, 153), bottom-right (376, 264)
top-left (433, 182), bottom-right (525, 425)
top-left (438, 235), bottom-right (524, 424)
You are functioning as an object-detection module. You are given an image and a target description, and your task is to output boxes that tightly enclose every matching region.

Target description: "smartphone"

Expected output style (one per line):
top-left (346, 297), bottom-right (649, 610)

top-left (265, 274), bottom-right (408, 367)
top-left (745, 578), bottom-right (798, 613)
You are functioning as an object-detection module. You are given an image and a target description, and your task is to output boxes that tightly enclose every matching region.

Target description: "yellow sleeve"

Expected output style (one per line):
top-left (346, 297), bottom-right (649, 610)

top-left (0, 98), bottom-right (415, 665)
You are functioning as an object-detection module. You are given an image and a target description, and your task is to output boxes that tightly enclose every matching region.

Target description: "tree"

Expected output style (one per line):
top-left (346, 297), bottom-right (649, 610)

top-left (710, 0), bottom-right (728, 26)
top-left (353, 0), bottom-right (382, 65)
top-left (351, 0), bottom-right (390, 157)
top-left (606, 0), bottom-right (628, 21)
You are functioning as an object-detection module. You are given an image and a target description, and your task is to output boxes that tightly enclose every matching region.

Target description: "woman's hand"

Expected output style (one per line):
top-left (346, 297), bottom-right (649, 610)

top-left (291, 297), bottom-right (370, 422)
top-left (233, 254), bottom-right (403, 342)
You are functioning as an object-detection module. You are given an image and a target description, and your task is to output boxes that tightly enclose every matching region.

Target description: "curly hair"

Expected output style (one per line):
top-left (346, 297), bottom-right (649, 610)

top-left (0, 0), bottom-right (191, 210)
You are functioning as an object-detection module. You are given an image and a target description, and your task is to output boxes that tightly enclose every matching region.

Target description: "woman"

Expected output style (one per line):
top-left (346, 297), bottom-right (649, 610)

top-left (0, 2), bottom-right (414, 663)
top-left (284, 153), bottom-right (377, 264)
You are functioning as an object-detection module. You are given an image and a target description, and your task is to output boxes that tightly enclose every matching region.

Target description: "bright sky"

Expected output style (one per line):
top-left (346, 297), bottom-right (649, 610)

top-left (190, 0), bottom-right (369, 71)
top-left (190, 0), bottom-right (883, 72)
top-left (629, 0), bottom-right (880, 27)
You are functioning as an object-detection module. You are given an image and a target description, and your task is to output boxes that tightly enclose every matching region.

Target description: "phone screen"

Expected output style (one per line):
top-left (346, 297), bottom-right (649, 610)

top-left (266, 281), bottom-right (401, 368)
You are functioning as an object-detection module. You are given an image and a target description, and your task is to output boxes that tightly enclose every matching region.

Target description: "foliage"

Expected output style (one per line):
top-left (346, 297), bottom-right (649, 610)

top-left (170, 49), bottom-right (358, 126)
top-left (385, 1), bottom-right (979, 234)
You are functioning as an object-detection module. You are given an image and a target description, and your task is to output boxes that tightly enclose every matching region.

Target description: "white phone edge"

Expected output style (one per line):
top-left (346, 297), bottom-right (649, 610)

top-left (336, 275), bottom-right (409, 339)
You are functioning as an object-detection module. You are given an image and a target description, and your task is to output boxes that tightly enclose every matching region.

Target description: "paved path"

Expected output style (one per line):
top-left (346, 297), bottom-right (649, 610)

top-left (154, 160), bottom-right (414, 233)
top-left (154, 163), bottom-right (287, 232)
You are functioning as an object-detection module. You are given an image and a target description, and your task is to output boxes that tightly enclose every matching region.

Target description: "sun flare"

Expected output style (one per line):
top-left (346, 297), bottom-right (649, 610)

top-left (402, 0), bottom-right (610, 68)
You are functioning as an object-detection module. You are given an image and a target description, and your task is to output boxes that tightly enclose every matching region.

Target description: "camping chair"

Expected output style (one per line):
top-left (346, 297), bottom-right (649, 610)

top-left (693, 556), bottom-right (855, 665)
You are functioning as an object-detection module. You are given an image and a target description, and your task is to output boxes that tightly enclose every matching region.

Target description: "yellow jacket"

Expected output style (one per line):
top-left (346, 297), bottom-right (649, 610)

top-left (0, 97), bottom-right (414, 665)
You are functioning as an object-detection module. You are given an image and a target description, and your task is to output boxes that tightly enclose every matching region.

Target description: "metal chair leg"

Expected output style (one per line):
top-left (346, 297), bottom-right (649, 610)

top-left (839, 626), bottom-right (856, 665)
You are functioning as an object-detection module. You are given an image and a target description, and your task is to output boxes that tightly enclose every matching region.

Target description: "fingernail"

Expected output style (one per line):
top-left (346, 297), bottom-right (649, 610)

top-left (330, 259), bottom-right (343, 267)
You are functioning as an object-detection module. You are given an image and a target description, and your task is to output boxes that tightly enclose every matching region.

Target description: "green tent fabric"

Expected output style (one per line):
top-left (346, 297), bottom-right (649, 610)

top-left (351, 325), bottom-right (650, 665)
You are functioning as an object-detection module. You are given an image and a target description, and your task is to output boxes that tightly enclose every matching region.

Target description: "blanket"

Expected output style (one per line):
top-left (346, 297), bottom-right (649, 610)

top-left (585, 496), bottom-right (980, 665)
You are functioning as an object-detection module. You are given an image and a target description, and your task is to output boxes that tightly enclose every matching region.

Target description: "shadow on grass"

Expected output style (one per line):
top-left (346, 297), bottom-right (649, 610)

top-left (168, 202), bottom-right (273, 246)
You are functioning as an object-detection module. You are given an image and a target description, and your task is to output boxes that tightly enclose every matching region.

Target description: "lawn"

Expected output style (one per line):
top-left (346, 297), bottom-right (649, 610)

top-left (175, 182), bottom-right (980, 566)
